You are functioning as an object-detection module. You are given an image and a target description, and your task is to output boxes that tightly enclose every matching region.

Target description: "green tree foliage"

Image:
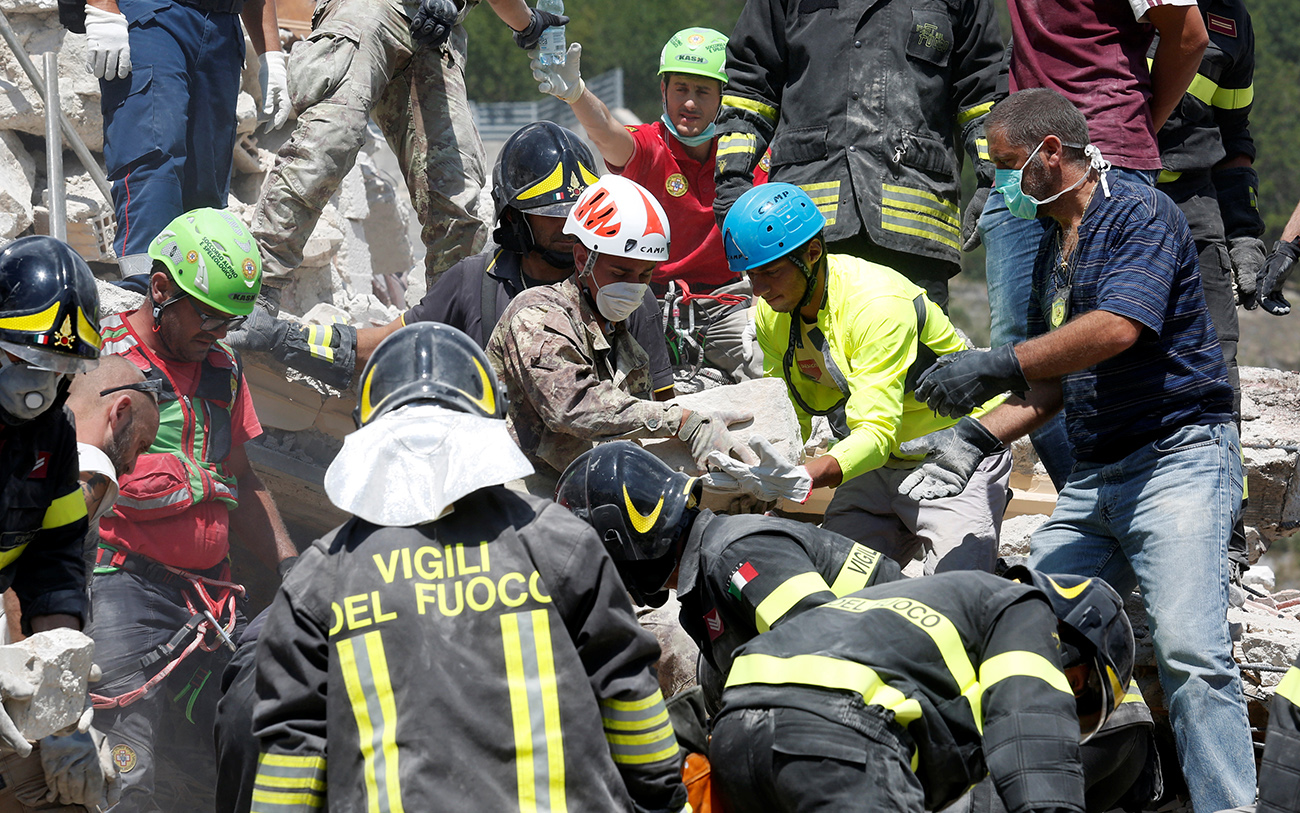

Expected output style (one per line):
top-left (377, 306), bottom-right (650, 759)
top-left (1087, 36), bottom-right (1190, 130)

top-left (1246, 0), bottom-right (1300, 240)
top-left (463, 0), bottom-right (746, 122)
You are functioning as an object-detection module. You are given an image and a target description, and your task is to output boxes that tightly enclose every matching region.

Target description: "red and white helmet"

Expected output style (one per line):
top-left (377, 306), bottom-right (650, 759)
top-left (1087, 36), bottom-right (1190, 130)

top-left (563, 175), bottom-right (671, 261)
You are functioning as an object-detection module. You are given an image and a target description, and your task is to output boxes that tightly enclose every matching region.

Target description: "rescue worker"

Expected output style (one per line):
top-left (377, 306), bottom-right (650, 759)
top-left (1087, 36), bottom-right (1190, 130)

top-left (709, 567), bottom-right (1135, 813)
top-left (250, 322), bottom-right (689, 812)
top-left (250, 0), bottom-right (569, 311)
top-left (227, 122), bottom-right (675, 396)
top-left (709, 183), bottom-right (1010, 575)
top-left (0, 236), bottom-right (119, 812)
top-left (1257, 656), bottom-right (1300, 813)
top-left (87, 209), bottom-right (297, 812)
top-left (711, 0), bottom-right (1003, 309)
top-left (556, 440), bottom-right (903, 707)
top-left (533, 27), bottom-right (762, 385)
top-left (487, 175), bottom-right (754, 479)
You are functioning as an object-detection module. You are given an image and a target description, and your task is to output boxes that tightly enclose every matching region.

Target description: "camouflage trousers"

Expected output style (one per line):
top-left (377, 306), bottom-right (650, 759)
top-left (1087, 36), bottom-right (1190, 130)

top-left (252, 0), bottom-right (489, 288)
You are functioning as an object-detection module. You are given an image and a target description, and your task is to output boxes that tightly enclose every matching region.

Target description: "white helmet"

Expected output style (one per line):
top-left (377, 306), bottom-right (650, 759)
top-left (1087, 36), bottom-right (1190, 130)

top-left (563, 175), bottom-right (671, 261)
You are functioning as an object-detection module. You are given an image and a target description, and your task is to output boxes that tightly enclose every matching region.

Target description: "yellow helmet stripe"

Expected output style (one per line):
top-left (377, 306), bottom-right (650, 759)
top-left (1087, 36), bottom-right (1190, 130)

top-left (1046, 575), bottom-right (1092, 600)
top-left (623, 485), bottom-right (664, 534)
top-left (358, 368), bottom-right (379, 426)
top-left (515, 162), bottom-right (566, 201)
top-left (466, 360), bottom-right (496, 416)
top-left (76, 307), bottom-right (103, 350)
top-left (0, 301), bottom-right (60, 333)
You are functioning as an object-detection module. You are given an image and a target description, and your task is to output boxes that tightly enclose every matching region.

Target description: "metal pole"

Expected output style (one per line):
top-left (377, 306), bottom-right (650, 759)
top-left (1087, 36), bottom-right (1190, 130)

top-left (44, 51), bottom-right (66, 241)
top-left (0, 8), bottom-right (113, 204)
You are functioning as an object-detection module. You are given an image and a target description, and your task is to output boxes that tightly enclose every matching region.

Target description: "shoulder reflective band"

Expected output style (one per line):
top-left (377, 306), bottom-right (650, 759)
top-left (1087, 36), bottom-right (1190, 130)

top-left (958, 101), bottom-right (994, 129)
top-left (250, 753), bottom-right (326, 812)
top-left (720, 95), bottom-right (778, 124)
top-left (753, 571), bottom-right (834, 633)
top-left (599, 689), bottom-right (678, 766)
top-left (43, 488), bottom-right (88, 530)
top-left (726, 652), bottom-right (923, 726)
top-left (1276, 666), bottom-right (1300, 707)
top-left (338, 631), bottom-right (404, 813)
top-left (978, 650), bottom-right (1072, 697)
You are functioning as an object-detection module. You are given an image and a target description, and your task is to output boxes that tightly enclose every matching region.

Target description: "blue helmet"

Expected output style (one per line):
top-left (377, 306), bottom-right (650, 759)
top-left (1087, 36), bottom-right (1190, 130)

top-left (722, 183), bottom-right (826, 275)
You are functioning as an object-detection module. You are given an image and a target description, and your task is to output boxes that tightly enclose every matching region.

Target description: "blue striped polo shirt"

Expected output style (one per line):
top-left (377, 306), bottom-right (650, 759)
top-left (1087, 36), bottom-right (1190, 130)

top-left (1027, 178), bottom-right (1232, 464)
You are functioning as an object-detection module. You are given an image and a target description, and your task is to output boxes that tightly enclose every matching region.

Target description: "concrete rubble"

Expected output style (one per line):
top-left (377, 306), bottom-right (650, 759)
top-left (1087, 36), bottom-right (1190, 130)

top-left (0, 628), bottom-right (95, 741)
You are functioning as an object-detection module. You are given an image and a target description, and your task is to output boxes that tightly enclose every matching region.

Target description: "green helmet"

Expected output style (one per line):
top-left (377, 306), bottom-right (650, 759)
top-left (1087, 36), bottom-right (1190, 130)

top-left (658, 27), bottom-right (728, 85)
top-left (147, 208), bottom-right (263, 315)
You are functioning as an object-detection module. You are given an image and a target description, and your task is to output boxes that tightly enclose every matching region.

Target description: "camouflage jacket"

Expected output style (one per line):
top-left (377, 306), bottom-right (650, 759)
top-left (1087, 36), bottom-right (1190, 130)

top-left (487, 277), bottom-right (680, 474)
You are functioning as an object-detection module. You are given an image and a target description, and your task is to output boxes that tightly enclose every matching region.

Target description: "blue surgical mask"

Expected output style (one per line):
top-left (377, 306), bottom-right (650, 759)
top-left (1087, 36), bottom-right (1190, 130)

top-left (660, 113), bottom-right (716, 147)
top-left (995, 138), bottom-right (1092, 220)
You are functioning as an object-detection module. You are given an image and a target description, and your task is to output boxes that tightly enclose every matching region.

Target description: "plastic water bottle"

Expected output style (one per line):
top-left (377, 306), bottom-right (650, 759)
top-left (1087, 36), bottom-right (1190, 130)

top-left (537, 0), bottom-right (566, 66)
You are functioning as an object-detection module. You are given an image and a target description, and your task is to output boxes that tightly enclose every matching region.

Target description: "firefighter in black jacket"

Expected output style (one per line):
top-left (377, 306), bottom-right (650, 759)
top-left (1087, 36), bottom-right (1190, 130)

top-left (555, 440), bottom-right (903, 707)
top-left (249, 323), bottom-right (688, 812)
top-left (712, 0), bottom-right (1004, 308)
top-left (709, 566), bottom-right (1134, 813)
top-left (1257, 655), bottom-right (1300, 813)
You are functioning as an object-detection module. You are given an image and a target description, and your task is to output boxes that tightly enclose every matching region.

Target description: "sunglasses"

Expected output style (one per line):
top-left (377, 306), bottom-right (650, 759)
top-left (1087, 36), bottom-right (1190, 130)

top-left (184, 297), bottom-right (248, 332)
top-left (100, 379), bottom-right (165, 399)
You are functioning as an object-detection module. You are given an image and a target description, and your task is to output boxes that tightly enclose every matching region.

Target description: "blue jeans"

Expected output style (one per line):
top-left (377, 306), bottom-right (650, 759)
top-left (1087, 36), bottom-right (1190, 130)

top-left (1027, 422), bottom-right (1255, 813)
top-left (979, 169), bottom-right (1156, 489)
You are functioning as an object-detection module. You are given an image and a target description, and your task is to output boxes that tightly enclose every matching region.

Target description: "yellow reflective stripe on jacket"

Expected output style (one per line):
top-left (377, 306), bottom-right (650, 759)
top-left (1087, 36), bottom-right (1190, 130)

top-left (957, 101), bottom-right (994, 128)
top-left (721, 94), bottom-right (778, 123)
top-left (824, 595), bottom-right (982, 730)
top-left (799, 181), bottom-right (840, 227)
top-left (753, 571), bottom-right (834, 633)
top-left (717, 133), bottom-right (758, 158)
top-left (1158, 170), bottom-right (1182, 185)
top-left (976, 137), bottom-right (989, 162)
top-left (1276, 666), bottom-right (1300, 707)
top-left (502, 609), bottom-right (567, 813)
top-left (1147, 58), bottom-right (1253, 110)
top-left (881, 184), bottom-right (961, 251)
top-left (726, 653), bottom-right (923, 726)
top-left (250, 752), bottom-right (327, 812)
top-left (338, 632), bottom-right (404, 813)
top-left (42, 488), bottom-right (87, 530)
top-left (829, 544), bottom-right (886, 597)
top-left (306, 325), bottom-right (335, 363)
top-left (600, 689), bottom-right (678, 765)
top-left (1121, 687), bottom-right (1145, 705)
top-left (978, 651), bottom-right (1072, 697)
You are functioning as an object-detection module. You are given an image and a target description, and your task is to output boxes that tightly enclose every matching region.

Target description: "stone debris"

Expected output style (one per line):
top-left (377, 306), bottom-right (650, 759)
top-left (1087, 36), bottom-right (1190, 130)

top-left (0, 628), bottom-right (94, 742)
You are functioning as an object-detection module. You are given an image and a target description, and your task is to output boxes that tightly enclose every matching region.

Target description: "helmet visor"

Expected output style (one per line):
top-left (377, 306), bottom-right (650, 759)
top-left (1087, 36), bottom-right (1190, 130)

top-left (0, 339), bottom-right (98, 374)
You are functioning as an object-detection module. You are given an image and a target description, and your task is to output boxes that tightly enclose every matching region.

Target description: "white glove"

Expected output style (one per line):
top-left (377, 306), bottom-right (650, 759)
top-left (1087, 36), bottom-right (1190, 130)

top-left (258, 50), bottom-right (290, 131)
top-left (529, 42), bottom-right (585, 104)
top-left (705, 435), bottom-right (813, 503)
top-left (38, 728), bottom-right (120, 809)
top-left (84, 5), bottom-right (132, 80)
top-left (0, 670), bottom-right (36, 757)
top-left (740, 317), bottom-right (757, 366)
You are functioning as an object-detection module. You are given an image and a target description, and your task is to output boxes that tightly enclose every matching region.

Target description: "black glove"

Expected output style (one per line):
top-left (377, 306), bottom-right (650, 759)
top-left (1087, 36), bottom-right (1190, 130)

top-left (1227, 236), bottom-right (1265, 310)
top-left (914, 344), bottom-right (1027, 419)
top-left (512, 7), bottom-right (568, 50)
top-left (226, 308), bottom-right (358, 390)
top-left (1259, 237), bottom-right (1300, 316)
top-left (897, 417), bottom-right (1004, 501)
top-left (962, 186), bottom-right (990, 251)
top-left (410, 0), bottom-right (457, 48)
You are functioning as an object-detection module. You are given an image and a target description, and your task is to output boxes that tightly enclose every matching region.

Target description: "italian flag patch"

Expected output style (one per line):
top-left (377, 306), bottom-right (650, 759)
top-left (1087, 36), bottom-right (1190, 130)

top-left (728, 562), bottom-right (758, 599)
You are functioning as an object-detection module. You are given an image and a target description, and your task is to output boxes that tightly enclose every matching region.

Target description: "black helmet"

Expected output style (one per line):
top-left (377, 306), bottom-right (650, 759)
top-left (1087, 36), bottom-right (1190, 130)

top-left (353, 322), bottom-right (507, 428)
top-left (491, 122), bottom-right (601, 259)
top-left (0, 235), bottom-right (101, 374)
top-left (1005, 566), bottom-right (1134, 742)
top-left (555, 441), bottom-right (699, 607)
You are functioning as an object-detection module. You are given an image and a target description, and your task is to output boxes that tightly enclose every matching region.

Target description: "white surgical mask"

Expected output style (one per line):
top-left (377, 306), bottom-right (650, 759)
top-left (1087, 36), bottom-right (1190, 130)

top-left (0, 353), bottom-right (63, 422)
top-left (595, 281), bottom-right (648, 322)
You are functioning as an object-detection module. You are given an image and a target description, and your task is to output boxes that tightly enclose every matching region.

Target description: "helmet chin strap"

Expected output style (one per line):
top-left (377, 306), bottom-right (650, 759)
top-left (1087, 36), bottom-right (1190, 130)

top-left (791, 246), bottom-right (826, 312)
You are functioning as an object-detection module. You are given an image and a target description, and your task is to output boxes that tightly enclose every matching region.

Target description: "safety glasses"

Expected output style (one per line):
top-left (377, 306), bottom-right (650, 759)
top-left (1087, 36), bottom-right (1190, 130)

top-left (100, 379), bottom-right (165, 399)
top-left (164, 295), bottom-right (247, 332)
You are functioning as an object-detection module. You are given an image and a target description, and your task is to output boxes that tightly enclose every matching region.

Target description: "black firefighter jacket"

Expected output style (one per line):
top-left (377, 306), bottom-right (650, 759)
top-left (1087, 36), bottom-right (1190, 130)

top-left (720, 571), bottom-right (1087, 813)
top-left (714, 0), bottom-right (1003, 269)
top-left (1258, 655), bottom-right (1300, 813)
top-left (250, 486), bottom-right (687, 813)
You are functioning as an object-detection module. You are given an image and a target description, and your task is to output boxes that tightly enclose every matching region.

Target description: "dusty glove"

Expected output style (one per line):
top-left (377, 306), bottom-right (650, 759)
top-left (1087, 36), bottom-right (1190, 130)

top-left (530, 43), bottom-right (584, 104)
top-left (915, 344), bottom-right (1027, 419)
top-left (410, 0), bottom-right (457, 48)
top-left (897, 417), bottom-right (1003, 501)
top-left (84, 5), bottom-right (131, 80)
top-left (37, 728), bottom-right (120, 809)
top-left (1258, 237), bottom-right (1300, 316)
top-left (676, 408), bottom-right (757, 470)
top-left (1228, 236), bottom-right (1265, 309)
top-left (705, 436), bottom-right (813, 504)
top-left (962, 186), bottom-right (990, 251)
top-left (512, 7), bottom-right (568, 50)
top-left (258, 50), bottom-right (290, 131)
top-left (225, 307), bottom-right (358, 390)
top-left (0, 671), bottom-right (35, 756)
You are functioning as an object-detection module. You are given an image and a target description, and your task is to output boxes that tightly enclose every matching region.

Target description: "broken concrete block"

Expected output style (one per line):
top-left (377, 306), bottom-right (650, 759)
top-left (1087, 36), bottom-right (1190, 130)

top-left (0, 9), bottom-right (105, 151)
top-left (997, 513), bottom-right (1049, 559)
top-left (0, 628), bottom-right (94, 742)
top-left (0, 131), bottom-right (36, 239)
top-left (96, 278), bottom-right (144, 317)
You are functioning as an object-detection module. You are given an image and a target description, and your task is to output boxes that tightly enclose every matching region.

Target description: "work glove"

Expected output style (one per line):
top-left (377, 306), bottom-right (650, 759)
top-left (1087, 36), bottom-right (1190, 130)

top-left (914, 344), bottom-right (1028, 419)
top-left (962, 186), bottom-right (990, 251)
top-left (512, 6), bottom-right (568, 51)
top-left (530, 43), bottom-right (584, 104)
top-left (1258, 236), bottom-right (1300, 316)
top-left (258, 50), bottom-right (290, 131)
top-left (1228, 236), bottom-right (1265, 309)
top-left (705, 436), bottom-right (814, 504)
top-left (409, 0), bottom-right (457, 49)
top-left (676, 408), bottom-right (757, 471)
top-left (34, 728), bottom-right (120, 809)
top-left (0, 671), bottom-right (36, 756)
top-left (897, 417), bottom-right (1004, 501)
top-left (84, 4), bottom-right (131, 80)
top-left (225, 307), bottom-right (358, 390)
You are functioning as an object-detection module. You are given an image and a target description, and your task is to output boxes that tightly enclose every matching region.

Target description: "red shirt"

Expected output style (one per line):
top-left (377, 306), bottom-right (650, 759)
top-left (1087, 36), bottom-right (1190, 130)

top-left (1008, 0), bottom-right (1195, 171)
top-left (611, 121), bottom-right (739, 292)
